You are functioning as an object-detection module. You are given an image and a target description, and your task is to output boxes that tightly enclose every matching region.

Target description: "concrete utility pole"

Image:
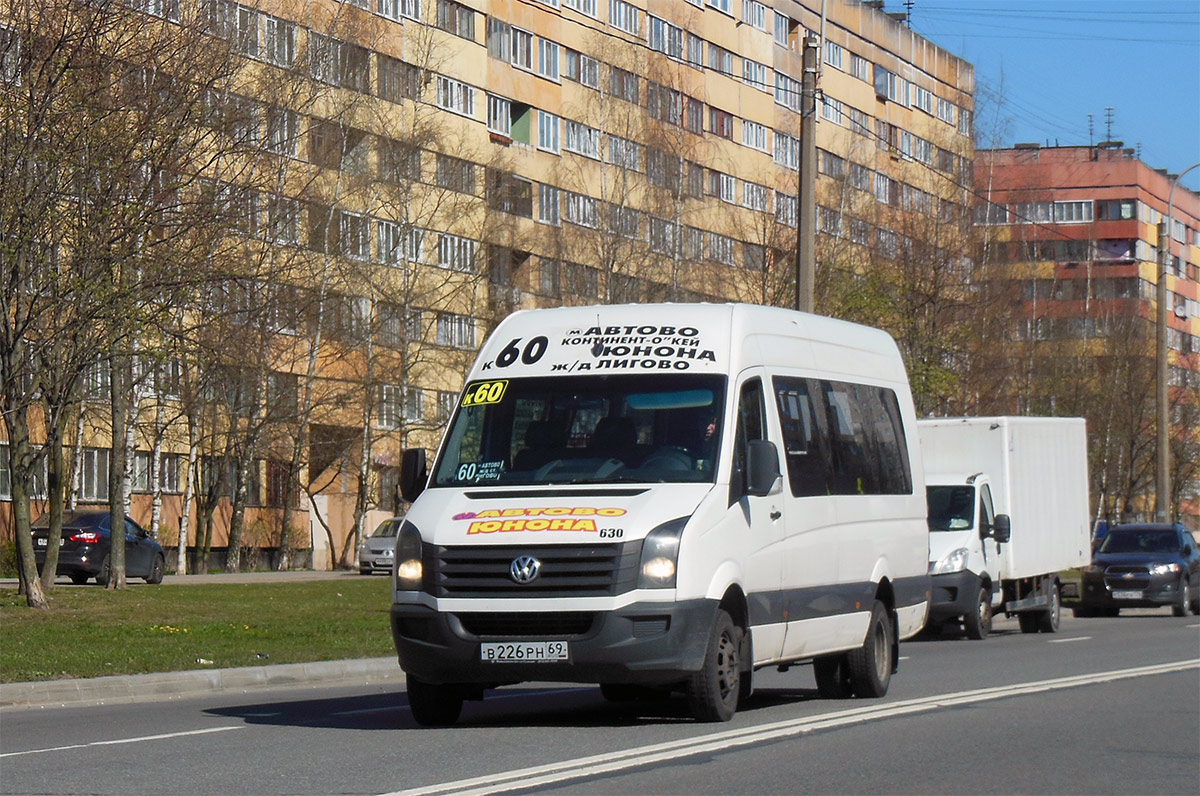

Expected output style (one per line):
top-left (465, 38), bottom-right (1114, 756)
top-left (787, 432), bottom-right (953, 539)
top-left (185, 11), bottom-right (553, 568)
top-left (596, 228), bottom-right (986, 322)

top-left (1156, 162), bottom-right (1200, 522)
top-left (795, 34), bottom-right (819, 313)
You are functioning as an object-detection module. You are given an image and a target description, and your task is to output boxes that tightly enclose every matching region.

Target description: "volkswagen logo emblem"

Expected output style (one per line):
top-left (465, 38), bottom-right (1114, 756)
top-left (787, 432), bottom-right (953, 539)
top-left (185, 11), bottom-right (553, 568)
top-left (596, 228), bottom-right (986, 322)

top-left (510, 555), bottom-right (541, 584)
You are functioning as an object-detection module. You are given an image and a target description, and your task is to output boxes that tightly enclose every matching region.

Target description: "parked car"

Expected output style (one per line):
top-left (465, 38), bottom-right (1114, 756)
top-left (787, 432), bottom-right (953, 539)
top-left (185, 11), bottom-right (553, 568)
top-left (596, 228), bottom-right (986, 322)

top-left (32, 510), bottom-right (165, 585)
top-left (1076, 523), bottom-right (1200, 617)
top-left (358, 517), bottom-right (400, 574)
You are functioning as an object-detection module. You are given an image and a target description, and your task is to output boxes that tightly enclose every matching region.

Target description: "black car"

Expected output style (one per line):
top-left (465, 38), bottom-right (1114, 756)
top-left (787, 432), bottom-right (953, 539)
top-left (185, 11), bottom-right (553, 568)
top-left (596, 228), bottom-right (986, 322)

top-left (33, 510), bottom-right (166, 585)
top-left (1076, 523), bottom-right (1200, 617)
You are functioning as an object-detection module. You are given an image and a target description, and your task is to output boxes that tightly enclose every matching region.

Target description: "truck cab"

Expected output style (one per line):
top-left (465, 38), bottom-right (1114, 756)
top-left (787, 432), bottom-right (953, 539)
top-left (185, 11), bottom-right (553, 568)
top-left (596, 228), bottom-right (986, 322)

top-left (926, 474), bottom-right (1011, 638)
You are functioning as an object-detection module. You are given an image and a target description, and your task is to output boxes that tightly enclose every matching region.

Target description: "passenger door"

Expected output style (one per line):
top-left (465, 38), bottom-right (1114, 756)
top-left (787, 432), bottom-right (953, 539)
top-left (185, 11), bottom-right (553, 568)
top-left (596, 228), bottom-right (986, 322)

top-left (978, 483), bottom-right (1002, 596)
top-left (124, 519), bottom-right (153, 576)
top-left (729, 375), bottom-right (786, 662)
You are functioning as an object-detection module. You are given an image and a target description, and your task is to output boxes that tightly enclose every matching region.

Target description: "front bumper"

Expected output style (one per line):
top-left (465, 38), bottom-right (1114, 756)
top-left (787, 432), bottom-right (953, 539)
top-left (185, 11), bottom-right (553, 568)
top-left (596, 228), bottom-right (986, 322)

top-left (390, 598), bottom-right (718, 687)
top-left (1079, 571), bottom-right (1183, 609)
top-left (358, 554), bottom-right (393, 573)
top-left (927, 570), bottom-right (984, 623)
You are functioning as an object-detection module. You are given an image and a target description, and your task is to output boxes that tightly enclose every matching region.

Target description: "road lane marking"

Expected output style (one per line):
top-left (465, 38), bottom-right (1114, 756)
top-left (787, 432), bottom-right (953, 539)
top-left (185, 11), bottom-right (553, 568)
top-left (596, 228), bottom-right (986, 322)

top-left (384, 659), bottom-right (1199, 796)
top-left (1047, 636), bottom-right (1091, 643)
top-left (0, 726), bottom-right (243, 759)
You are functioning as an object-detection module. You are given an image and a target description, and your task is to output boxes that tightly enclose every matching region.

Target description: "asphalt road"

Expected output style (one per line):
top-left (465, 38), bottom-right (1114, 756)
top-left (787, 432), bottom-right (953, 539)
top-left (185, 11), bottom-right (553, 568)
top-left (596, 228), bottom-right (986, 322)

top-left (2, 610), bottom-right (1197, 796)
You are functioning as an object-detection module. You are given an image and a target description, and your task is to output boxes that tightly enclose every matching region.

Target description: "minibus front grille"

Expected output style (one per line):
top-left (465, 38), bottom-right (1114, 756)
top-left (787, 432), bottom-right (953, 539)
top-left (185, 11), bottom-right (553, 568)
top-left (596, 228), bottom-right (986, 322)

top-left (455, 612), bottom-right (596, 638)
top-left (426, 542), bottom-right (642, 597)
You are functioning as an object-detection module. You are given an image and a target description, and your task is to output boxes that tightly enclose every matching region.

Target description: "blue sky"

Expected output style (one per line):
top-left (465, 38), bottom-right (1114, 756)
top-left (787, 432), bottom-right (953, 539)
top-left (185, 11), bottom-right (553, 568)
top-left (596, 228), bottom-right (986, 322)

top-left (905, 0), bottom-right (1200, 191)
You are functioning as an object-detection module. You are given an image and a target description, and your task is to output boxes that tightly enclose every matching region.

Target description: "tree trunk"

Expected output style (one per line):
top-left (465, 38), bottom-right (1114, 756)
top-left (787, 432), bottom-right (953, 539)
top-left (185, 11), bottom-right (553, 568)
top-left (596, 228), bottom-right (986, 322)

top-left (107, 352), bottom-right (129, 590)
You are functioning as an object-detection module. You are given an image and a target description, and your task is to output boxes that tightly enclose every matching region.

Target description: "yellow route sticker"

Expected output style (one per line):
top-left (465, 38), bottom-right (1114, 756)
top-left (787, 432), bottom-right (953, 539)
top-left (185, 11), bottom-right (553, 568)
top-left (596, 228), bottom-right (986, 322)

top-left (461, 380), bottom-right (508, 407)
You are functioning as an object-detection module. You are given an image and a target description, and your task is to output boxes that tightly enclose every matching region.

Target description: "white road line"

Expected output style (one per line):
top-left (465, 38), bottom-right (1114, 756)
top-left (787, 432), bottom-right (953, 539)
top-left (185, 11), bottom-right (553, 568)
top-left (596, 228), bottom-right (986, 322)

top-left (1, 726), bottom-right (243, 759)
top-left (383, 659), bottom-right (1199, 796)
top-left (1047, 636), bottom-right (1092, 643)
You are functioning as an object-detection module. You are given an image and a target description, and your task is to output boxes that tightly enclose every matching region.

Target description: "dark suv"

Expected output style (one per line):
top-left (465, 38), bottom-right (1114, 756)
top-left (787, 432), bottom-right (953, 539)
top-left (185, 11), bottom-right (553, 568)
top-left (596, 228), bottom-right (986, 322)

top-left (1076, 523), bottom-right (1200, 617)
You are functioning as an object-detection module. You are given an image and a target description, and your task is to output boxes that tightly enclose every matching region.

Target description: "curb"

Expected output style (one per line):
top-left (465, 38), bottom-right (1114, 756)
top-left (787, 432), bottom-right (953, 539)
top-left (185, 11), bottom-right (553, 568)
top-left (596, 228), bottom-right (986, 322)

top-left (0, 656), bottom-right (402, 711)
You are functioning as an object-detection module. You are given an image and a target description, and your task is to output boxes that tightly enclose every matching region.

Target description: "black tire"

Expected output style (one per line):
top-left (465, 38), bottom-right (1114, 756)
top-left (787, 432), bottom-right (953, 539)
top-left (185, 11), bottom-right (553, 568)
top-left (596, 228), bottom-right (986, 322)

top-left (846, 601), bottom-right (893, 698)
top-left (1072, 605), bottom-right (1096, 618)
top-left (69, 572), bottom-right (90, 585)
top-left (1172, 577), bottom-right (1189, 617)
top-left (686, 609), bottom-right (742, 722)
top-left (1017, 613), bottom-right (1040, 633)
top-left (1037, 582), bottom-right (1061, 633)
top-left (963, 586), bottom-right (992, 640)
top-left (406, 675), bottom-right (463, 727)
top-left (95, 556), bottom-right (112, 587)
top-left (145, 554), bottom-right (165, 585)
top-left (813, 654), bottom-right (853, 699)
top-left (1104, 607), bottom-right (1121, 618)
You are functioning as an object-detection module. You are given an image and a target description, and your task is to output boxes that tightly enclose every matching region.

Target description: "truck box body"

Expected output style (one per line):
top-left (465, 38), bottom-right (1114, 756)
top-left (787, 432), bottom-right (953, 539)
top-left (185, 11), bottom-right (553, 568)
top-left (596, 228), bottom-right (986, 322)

top-left (919, 417), bottom-right (1090, 580)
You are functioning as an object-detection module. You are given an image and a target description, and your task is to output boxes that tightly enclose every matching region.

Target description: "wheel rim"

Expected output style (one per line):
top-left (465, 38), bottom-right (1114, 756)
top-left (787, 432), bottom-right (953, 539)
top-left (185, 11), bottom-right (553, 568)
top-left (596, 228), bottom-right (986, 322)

top-left (716, 630), bottom-right (740, 701)
top-left (872, 621), bottom-right (889, 683)
top-left (978, 594), bottom-right (991, 630)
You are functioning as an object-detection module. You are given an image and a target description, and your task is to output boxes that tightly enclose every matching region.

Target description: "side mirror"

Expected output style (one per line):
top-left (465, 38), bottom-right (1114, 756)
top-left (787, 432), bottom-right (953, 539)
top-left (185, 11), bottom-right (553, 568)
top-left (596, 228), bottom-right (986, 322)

top-left (1183, 545), bottom-right (1193, 557)
top-left (399, 448), bottom-right (428, 503)
top-left (991, 514), bottom-right (1011, 544)
top-left (745, 439), bottom-right (782, 497)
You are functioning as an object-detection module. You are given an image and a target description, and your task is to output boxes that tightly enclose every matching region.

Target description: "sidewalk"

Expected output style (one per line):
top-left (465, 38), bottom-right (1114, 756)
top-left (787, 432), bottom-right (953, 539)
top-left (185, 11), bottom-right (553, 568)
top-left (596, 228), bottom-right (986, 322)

top-left (0, 569), bottom-right (402, 711)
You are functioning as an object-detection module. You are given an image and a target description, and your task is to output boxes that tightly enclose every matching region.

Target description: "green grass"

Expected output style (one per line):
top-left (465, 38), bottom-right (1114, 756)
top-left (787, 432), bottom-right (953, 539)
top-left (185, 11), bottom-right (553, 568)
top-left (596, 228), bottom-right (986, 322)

top-left (0, 578), bottom-right (395, 683)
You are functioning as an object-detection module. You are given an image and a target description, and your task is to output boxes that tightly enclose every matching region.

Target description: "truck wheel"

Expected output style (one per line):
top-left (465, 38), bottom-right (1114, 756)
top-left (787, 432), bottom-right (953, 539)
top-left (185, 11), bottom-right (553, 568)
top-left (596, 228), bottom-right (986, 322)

top-left (686, 609), bottom-right (742, 722)
top-left (1172, 577), bottom-right (1190, 617)
top-left (847, 601), bottom-right (892, 698)
top-left (1037, 582), bottom-right (1061, 632)
top-left (813, 654), bottom-right (853, 699)
top-left (406, 675), bottom-right (463, 727)
top-left (963, 586), bottom-right (992, 640)
top-left (1018, 613), bottom-right (1040, 633)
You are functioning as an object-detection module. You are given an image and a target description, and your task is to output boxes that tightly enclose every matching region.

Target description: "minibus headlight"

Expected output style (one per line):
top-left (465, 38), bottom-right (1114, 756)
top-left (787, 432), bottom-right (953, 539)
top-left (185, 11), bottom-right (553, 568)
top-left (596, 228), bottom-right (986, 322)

top-left (930, 547), bottom-right (969, 575)
top-left (638, 518), bottom-right (687, 589)
top-left (393, 521), bottom-right (424, 591)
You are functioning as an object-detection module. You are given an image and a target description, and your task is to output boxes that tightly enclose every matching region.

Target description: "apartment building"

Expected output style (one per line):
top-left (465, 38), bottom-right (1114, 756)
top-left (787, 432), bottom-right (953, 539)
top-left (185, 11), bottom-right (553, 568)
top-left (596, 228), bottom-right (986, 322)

top-left (974, 144), bottom-right (1200, 525)
top-left (0, 0), bottom-right (975, 568)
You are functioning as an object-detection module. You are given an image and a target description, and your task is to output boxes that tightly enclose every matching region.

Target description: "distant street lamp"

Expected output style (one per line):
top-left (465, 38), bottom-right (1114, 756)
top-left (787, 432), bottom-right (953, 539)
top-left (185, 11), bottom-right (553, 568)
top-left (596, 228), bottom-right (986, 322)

top-left (1156, 161), bottom-right (1200, 522)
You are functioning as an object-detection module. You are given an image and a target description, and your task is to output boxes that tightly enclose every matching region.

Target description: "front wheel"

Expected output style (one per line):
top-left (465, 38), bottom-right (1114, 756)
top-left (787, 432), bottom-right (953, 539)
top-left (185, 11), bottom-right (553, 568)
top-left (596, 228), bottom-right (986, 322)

top-left (1172, 577), bottom-right (1190, 617)
top-left (145, 554), bottom-right (165, 584)
top-left (846, 601), bottom-right (893, 698)
top-left (963, 586), bottom-right (992, 640)
top-left (406, 675), bottom-right (464, 727)
top-left (686, 609), bottom-right (742, 722)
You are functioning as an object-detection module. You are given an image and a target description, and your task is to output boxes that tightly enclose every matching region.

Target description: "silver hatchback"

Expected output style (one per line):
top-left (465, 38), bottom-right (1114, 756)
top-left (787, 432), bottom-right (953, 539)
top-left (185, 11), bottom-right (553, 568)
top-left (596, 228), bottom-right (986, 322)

top-left (359, 518), bottom-right (402, 574)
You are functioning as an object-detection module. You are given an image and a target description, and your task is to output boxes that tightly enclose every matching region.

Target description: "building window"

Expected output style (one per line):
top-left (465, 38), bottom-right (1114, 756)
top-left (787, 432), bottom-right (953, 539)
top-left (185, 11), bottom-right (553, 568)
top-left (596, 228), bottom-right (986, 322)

top-left (609, 66), bottom-right (639, 102)
top-left (564, 49), bottom-right (599, 87)
top-left (607, 135), bottom-right (641, 170)
top-left (743, 59), bottom-right (768, 91)
top-left (708, 107), bottom-right (733, 139)
top-left (538, 111), bottom-right (561, 152)
top-left (261, 15), bottom-right (295, 67)
top-left (743, 181), bottom-right (769, 211)
top-left (742, 0), bottom-right (767, 30)
top-left (437, 233), bottom-right (476, 270)
top-left (708, 43), bottom-right (733, 76)
top-left (436, 75), bottom-right (475, 116)
top-left (776, 192), bottom-right (797, 227)
top-left (436, 153), bottom-right (475, 193)
top-left (609, 0), bottom-right (640, 36)
top-left (436, 0), bottom-right (475, 40)
top-left (649, 16), bottom-right (683, 58)
top-left (824, 41), bottom-right (844, 70)
top-left (774, 131), bottom-right (799, 169)
top-left (564, 120), bottom-right (600, 157)
top-left (511, 28), bottom-right (533, 69)
top-left (850, 53), bottom-right (871, 82)
top-left (742, 120), bottom-right (768, 152)
top-left (1054, 200), bottom-right (1094, 224)
top-left (565, 191), bottom-right (598, 227)
top-left (436, 313), bottom-right (476, 348)
top-left (775, 73), bottom-right (801, 111)
top-left (821, 96), bottom-right (844, 125)
top-left (538, 39), bottom-right (560, 80)
top-left (565, 0), bottom-right (597, 16)
top-left (487, 94), bottom-right (511, 135)
top-left (378, 55), bottom-right (423, 103)
top-left (379, 384), bottom-right (403, 429)
top-left (539, 183), bottom-right (561, 225)
top-left (78, 447), bottom-right (111, 502)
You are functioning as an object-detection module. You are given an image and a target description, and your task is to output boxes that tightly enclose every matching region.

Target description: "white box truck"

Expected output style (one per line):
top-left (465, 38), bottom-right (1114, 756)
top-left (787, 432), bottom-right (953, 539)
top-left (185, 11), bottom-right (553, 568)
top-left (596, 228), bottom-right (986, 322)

top-left (391, 303), bottom-right (931, 725)
top-left (921, 416), bottom-right (1090, 638)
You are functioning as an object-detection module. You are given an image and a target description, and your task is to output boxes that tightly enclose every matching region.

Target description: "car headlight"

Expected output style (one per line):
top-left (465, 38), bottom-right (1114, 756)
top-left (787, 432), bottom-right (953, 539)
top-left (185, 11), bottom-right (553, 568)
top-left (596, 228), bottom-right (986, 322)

top-left (1149, 562), bottom-right (1181, 576)
top-left (638, 517), bottom-right (687, 589)
top-left (931, 547), bottom-right (970, 576)
top-left (394, 521), bottom-right (424, 591)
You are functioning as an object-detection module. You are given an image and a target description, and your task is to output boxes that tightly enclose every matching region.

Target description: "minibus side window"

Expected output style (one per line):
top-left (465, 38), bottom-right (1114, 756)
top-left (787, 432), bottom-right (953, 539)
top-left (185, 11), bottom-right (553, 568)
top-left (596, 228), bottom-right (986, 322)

top-left (731, 378), bottom-right (765, 499)
top-left (773, 376), bottom-right (831, 497)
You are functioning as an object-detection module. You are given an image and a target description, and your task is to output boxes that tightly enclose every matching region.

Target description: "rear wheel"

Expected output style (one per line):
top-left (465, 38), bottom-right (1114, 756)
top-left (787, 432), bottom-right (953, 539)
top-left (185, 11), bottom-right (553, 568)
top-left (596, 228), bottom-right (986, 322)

top-left (1037, 582), bottom-right (1062, 633)
top-left (963, 586), bottom-right (992, 640)
top-left (406, 675), bottom-right (463, 727)
top-left (846, 601), bottom-right (893, 698)
top-left (1172, 577), bottom-right (1190, 617)
top-left (95, 556), bottom-right (112, 587)
top-left (686, 609), bottom-right (742, 722)
top-left (813, 654), bottom-right (853, 699)
top-left (69, 572), bottom-right (90, 585)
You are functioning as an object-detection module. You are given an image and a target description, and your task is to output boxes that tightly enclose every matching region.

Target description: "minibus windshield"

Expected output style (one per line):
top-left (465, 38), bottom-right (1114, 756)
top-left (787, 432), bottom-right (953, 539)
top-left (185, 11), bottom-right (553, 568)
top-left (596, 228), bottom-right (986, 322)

top-left (432, 374), bottom-right (726, 487)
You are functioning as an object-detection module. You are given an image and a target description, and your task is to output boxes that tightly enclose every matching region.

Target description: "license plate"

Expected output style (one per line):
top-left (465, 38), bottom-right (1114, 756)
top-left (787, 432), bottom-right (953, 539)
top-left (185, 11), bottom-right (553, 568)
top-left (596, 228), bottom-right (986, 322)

top-left (480, 641), bottom-right (569, 663)
top-left (36, 538), bottom-right (46, 547)
top-left (1112, 590), bottom-right (1143, 600)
